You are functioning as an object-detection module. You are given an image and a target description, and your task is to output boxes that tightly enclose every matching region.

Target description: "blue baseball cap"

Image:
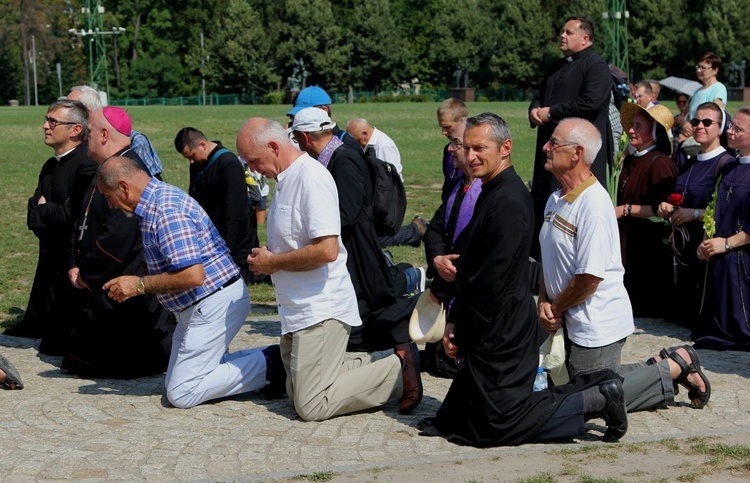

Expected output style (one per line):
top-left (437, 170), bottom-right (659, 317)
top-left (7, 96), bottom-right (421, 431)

top-left (287, 86), bottom-right (332, 116)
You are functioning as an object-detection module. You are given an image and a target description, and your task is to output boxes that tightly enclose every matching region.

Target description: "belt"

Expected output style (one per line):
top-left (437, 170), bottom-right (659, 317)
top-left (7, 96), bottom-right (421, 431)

top-left (188, 274), bottom-right (242, 308)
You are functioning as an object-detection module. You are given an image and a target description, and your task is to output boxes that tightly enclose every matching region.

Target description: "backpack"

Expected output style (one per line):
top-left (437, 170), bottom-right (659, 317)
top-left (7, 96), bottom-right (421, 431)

top-left (363, 146), bottom-right (407, 236)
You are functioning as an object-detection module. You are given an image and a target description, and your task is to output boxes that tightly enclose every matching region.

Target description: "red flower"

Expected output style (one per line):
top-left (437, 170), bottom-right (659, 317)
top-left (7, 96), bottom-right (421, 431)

top-left (667, 193), bottom-right (684, 207)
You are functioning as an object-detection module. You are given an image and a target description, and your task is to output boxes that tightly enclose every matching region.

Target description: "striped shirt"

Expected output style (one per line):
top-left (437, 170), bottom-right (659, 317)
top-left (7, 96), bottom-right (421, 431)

top-left (135, 178), bottom-right (238, 312)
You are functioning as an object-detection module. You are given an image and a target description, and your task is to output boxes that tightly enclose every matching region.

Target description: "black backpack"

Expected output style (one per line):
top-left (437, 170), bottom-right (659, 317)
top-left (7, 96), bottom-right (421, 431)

top-left (363, 147), bottom-right (407, 236)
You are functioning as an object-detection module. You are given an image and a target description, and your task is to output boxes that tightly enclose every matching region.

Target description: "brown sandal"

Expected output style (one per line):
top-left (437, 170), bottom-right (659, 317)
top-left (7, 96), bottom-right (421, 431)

top-left (668, 345), bottom-right (710, 409)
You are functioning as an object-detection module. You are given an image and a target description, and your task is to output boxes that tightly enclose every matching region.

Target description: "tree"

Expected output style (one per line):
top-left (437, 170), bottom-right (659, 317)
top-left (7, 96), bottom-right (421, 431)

top-left (347, 0), bottom-right (412, 91)
top-left (203, 0), bottom-right (277, 95)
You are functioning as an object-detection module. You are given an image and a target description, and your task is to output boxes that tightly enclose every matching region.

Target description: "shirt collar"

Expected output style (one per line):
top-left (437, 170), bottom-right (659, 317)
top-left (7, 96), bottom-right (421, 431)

top-left (740, 155), bottom-right (750, 165)
top-left (54, 146), bottom-right (77, 161)
top-left (633, 145), bottom-right (657, 157)
top-left (697, 146), bottom-right (726, 161)
top-left (562, 174), bottom-right (597, 203)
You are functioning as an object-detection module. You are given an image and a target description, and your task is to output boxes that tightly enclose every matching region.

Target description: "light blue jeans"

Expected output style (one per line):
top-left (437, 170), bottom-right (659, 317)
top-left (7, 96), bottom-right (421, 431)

top-left (166, 279), bottom-right (266, 408)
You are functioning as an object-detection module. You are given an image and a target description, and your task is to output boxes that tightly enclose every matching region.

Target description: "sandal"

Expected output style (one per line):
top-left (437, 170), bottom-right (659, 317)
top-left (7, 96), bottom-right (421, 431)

top-left (668, 345), bottom-right (710, 409)
top-left (0, 354), bottom-right (23, 390)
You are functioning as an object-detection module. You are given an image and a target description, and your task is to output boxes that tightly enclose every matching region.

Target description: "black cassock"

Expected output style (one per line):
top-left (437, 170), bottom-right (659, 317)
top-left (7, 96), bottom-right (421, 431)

top-left (529, 46), bottom-right (613, 257)
top-left (326, 146), bottom-right (418, 352)
top-left (15, 144), bottom-right (97, 342)
top-left (62, 148), bottom-right (174, 378)
top-left (424, 166), bottom-right (612, 447)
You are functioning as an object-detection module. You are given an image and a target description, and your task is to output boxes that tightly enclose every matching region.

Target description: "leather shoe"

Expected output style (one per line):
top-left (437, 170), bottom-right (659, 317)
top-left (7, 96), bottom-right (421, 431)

top-left (261, 345), bottom-right (287, 400)
top-left (599, 379), bottom-right (628, 442)
top-left (395, 342), bottom-right (423, 414)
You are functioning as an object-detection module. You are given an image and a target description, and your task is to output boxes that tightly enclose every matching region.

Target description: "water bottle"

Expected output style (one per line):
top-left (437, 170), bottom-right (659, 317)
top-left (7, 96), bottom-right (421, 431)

top-left (533, 367), bottom-right (548, 391)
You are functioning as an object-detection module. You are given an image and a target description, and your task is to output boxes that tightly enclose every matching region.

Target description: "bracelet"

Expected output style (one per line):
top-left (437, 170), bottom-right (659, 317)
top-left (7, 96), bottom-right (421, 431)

top-left (725, 238), bottom-right (732, 252)
top-left (137, 276), bottom-right (146, 295)
top-left (626, 204), bottom-right (632, 217)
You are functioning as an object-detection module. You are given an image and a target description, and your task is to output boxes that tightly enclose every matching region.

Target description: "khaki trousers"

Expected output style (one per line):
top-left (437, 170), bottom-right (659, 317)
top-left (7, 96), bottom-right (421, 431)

top-left (281, 318), bottom-right (403, 421)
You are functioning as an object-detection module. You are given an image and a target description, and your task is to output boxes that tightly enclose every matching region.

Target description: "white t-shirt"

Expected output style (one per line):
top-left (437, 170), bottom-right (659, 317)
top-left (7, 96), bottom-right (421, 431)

top-left (267, 153), bottom-right (361, 334)
top-left (539, 176), bottom-right (634, 347)
top-left (367, 127), bottom-right (403, 180)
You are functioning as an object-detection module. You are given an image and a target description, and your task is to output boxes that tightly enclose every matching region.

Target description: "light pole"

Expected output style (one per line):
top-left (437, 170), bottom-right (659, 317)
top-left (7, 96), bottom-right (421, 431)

top-left (68, 1), bottom-right (125, 101)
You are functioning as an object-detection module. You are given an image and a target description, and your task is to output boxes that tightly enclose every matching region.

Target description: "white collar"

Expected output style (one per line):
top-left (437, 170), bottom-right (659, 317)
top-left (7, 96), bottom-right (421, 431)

top-left (54, 146), bottom-right (76, 161)
top-left (633, 145), bottom-right (657, 157)
top-left (697, 146), bottom-right (726, 161)
top-left (740, 155), bottom-right (750, 165)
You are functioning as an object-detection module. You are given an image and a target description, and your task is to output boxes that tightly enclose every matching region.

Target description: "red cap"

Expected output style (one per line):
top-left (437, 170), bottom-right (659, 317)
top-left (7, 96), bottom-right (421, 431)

top-left (102, 106), bottom-right (132, 136)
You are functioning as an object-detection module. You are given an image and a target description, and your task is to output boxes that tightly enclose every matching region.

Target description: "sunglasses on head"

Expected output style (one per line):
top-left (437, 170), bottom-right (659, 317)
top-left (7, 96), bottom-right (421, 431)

top-left (690, 118), bottom-right (720, 128)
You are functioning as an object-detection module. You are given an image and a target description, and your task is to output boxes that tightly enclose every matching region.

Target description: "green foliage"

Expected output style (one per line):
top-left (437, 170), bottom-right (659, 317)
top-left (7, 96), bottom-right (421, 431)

top-left (262, 91), bottom-right (284, 105)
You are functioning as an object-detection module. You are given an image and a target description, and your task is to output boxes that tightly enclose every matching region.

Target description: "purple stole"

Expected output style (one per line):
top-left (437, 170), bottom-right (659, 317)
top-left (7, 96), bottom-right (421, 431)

top-left (444, 178), bottom-right (482, 244)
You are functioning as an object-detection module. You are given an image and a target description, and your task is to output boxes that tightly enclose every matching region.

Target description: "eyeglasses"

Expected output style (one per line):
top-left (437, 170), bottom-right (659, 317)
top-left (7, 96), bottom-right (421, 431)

top-left (44, 116), bottom-right (77, 129)
top-left (690, 118), bottom-right (721, 128)
top-left (695, 64), bottom-right (714, 71)
top-left (729, 122), bottom-right (749, 134)
top-left (548, 137), bottom-right (578, 149)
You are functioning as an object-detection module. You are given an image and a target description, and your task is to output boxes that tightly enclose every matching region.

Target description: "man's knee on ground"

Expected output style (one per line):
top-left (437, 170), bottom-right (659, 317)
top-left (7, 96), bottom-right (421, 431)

top-left (166, 385), bottom-right (201, 409)
top-left (294, 398), bottom-right (329, 422)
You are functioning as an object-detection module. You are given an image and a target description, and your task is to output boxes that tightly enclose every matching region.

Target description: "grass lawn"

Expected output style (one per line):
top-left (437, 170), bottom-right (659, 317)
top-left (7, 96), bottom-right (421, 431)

top-left (0, 99), bottom-right (704, 323)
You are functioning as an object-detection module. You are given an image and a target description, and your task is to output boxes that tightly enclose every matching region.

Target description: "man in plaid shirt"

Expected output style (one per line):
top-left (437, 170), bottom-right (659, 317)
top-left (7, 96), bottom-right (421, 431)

top-left (97, 156), bottom-right (283, 408)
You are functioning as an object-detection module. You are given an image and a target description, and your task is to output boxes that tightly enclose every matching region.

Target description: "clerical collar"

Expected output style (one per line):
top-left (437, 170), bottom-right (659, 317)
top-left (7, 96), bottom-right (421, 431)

top-left (633, 145), bottom-right (657, 157)
top-left (54, 146), bottom-right (76, 161)
top-left (740, 155), bottom-right (750, 165)
top-left (697, 146), bottom-right (726, 161)
top-left (566, 56), bottom-right (573, 63)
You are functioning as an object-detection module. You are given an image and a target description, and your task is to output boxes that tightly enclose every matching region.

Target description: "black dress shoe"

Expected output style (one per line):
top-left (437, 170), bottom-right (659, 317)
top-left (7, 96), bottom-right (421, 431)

top-left (598, 379), bottom-right (627, 442)
top-left (261, 345), bottom-right (287, 400)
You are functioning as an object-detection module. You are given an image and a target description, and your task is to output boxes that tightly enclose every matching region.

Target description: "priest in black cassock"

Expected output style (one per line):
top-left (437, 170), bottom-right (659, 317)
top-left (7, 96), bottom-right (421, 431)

top-left (62, 107), bottom-right (174, 378)
top-left (417, 113), bottom-right (627, 447)
top-left (528, 16), bottom-right (613, 259)
top-left (10, 100), bottom-right (97, 350)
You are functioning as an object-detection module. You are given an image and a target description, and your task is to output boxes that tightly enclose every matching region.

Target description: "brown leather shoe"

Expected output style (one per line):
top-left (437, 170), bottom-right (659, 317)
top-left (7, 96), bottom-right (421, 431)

top-left (395, 342), bottom-right (423, 414)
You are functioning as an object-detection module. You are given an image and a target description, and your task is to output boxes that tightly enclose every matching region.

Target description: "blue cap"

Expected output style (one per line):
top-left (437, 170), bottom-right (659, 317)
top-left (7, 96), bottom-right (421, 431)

top-left (287, 86), bottom-right (332, 116)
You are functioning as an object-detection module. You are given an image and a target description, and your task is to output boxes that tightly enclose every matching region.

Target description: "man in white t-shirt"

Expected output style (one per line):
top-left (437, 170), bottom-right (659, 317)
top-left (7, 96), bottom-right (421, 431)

top-left (346, 118), bottom-right (403, 178)
top-left (236, 117), bottom-right (423, 421)
top-left (538, 117), bottom-right (710, 412)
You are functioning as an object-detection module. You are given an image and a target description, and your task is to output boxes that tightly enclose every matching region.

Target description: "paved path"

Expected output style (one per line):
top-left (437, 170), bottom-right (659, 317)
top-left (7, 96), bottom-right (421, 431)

top-left (1, 314), bottom-right (749, 482)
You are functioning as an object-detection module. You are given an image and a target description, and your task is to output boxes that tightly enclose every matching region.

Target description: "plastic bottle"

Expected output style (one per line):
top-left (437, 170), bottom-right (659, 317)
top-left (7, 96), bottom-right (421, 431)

top-left (533, 366), bottom-right (548, 391)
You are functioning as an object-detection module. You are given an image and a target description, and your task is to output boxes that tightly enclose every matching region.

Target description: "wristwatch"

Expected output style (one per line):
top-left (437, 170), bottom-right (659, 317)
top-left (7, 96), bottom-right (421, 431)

top-left (693, 209), bottom-right (700, 219)
top-left (725, 239), bottom-right (732, 252)
top-left (136, 277), bottom-right (146, 295)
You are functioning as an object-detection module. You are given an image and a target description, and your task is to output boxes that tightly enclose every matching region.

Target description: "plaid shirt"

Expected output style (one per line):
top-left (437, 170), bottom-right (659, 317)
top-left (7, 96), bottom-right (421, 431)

top-left (131, 130), bottom-right (163, 177)
top-left (135, 178), bottom-right (238, 312)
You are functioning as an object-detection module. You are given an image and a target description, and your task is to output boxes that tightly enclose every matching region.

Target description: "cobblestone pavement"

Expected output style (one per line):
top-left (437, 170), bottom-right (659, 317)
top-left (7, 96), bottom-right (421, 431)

top-left (1, 314), bottom-right (749, 482)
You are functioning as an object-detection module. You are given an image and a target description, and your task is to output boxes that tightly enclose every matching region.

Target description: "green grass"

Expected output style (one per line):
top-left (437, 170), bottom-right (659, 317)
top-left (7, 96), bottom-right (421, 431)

top-left (4, 100), bottom-right (736, 323)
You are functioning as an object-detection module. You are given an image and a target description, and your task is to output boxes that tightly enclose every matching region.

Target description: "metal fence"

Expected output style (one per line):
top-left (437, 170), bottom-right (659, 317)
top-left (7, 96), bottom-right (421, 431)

top-left (110, 86), bottom-right (534, 106)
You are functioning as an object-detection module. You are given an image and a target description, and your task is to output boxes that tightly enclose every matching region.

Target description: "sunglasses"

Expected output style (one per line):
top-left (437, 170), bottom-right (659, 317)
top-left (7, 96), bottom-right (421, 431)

top-left (690, 118), bottom-right (720, 128)
top-left (44, 116), bottom-right (77, 129)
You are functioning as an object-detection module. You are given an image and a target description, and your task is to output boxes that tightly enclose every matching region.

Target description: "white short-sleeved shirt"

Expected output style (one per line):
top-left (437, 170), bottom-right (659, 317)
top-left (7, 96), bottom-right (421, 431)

top-left (367, 127), bottom-right (403, 180)
top-left (539, 176), bottom-right (634, 347)
top-left (267, 153), bottom-right (361, 334)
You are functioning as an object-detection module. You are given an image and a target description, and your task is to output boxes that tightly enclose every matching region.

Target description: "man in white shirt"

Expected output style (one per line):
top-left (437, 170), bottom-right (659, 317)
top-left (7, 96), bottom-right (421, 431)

top-left (346, 118), bottom-right (403, 178)
top-left (236, 117), bottom-right (423, 421)
top-left (538, 117), bottom-right (710, 412)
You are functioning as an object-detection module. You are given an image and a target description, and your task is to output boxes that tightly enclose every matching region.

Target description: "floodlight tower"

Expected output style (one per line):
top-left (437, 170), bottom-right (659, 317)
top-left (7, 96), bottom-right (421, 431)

top-left (68, 1), bottom-right (124, 98)
top-left (602, 0), bottom-right (630, 75)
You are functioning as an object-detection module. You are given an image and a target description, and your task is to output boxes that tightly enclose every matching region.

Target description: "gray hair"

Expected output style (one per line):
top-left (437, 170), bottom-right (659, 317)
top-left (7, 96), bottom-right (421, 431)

top-left (246, 118), bottom-right (291, 147)
top-left (346, 118), bottom-right (371, 130)
top-left (736, 106), bottom-right (750, 117)
top-left (47, 99), bottom-right (89, 138)
top-left (97, 156), bottom-right (145, 191)
top-left (559, 118), bottom-right (602, 165)
top-left (465, 112), bottom-right (512, 147)
top-left (69, 85), bottom-right (103, 111)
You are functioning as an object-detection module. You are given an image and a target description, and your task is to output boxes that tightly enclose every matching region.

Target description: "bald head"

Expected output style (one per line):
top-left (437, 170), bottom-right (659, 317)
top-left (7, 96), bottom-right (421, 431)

top-left (96, 156), bottom-right (151, 215)
top-left (346, 118), bottom-right (374, 149)
top-left (556, 118), bottom-right (602, 165)
top-left (237, 117), bottom-right (299, 178)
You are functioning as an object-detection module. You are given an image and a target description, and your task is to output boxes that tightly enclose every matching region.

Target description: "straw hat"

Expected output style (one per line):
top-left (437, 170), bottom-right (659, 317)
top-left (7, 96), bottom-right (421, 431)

top-left (408, 290), bottom-right (446, 344)
top-left (620, 103), bottom-right (675, 154)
